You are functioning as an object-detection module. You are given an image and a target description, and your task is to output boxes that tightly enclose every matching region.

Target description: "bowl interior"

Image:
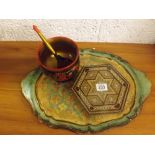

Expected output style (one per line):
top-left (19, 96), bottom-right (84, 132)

top-left (39, 38), bottom-right (78, 70)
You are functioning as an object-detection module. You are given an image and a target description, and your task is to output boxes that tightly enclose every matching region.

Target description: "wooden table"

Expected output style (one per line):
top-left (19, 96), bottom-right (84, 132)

top-left (0, 41), bottom-right (155, 135)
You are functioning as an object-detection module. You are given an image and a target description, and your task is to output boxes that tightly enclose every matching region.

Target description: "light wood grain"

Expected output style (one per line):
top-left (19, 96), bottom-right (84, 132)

top-left (0, 41), bottom-right (155, 135)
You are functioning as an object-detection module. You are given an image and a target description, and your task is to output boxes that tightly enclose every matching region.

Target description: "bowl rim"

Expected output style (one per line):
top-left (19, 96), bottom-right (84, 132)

top-left (37, 36), bottom-right (79, 72)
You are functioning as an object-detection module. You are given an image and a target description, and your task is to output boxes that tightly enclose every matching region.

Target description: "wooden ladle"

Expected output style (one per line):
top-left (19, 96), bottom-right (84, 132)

top-left (33, 25), bottom-right (72, 68)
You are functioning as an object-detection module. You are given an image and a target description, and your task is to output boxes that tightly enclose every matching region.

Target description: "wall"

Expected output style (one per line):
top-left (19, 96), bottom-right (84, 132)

top-left (0, 19), bottom-right (155, 44)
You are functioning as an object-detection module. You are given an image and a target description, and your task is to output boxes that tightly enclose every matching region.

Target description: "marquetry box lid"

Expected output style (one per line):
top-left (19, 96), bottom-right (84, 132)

top-left (72, 64), bottom-right (130, 114)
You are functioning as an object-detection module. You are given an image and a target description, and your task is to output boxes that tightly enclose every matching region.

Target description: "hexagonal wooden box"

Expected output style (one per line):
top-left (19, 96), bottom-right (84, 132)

top-left (72, 64), bottom-right (130, 114)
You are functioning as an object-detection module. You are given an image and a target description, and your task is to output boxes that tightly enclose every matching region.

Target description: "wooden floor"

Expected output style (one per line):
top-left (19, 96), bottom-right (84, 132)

top-left (0, 41), bottom-right (155, 135)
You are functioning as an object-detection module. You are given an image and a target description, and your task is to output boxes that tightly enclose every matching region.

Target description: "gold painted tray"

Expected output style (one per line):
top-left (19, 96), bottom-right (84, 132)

top-left (21, 49), bottom-right (151, 132)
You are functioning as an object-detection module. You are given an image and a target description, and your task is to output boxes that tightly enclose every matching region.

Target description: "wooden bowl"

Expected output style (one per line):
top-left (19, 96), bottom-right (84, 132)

top-left (37, 36), bottom-right (80, 82)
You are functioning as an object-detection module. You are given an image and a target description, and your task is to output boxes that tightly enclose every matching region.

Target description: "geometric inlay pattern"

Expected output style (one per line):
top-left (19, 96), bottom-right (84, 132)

top-left (72, 64), bottom-right (130, 114)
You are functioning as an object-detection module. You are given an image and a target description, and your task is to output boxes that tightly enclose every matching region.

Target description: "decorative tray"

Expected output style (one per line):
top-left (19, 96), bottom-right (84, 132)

top-left (21, 49), bottom-right (151, 133)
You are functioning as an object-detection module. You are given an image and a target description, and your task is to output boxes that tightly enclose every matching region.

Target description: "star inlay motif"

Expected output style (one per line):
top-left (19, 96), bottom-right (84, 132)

top-left (87, 73), bottom-right (116, 102)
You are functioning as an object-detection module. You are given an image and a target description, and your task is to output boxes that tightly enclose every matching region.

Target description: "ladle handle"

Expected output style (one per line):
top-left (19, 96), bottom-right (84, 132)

top-left (33, 25), bottom-right (56, 55)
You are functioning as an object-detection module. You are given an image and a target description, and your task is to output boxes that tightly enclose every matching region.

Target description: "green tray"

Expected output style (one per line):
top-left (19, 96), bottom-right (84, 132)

top-left (21, 49), bottom-right (151, 133)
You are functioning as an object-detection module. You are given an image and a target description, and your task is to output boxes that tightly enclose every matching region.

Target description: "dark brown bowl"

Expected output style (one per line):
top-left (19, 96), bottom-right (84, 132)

top-left (37, 36), bottom-right (80, 82)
